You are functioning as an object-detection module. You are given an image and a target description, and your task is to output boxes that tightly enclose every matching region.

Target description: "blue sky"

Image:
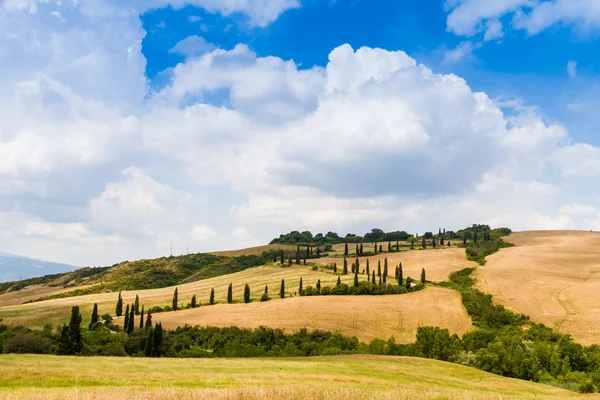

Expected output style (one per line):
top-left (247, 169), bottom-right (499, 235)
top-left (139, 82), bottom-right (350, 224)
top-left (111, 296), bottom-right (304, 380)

top-left (1, 0), bottom-right (600, 267)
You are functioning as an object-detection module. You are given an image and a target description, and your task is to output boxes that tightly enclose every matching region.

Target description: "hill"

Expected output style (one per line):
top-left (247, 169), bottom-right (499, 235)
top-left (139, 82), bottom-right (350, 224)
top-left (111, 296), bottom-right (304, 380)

top-left (476, 230), bottom-right (600, 345)
top-left (0, 252), bottom-right (78, 284)
top-left (0, 354), bottom-right (584, 400)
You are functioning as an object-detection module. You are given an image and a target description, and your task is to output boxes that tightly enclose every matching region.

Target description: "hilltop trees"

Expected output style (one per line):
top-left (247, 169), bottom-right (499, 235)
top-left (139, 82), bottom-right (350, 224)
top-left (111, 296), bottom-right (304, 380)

top-left (210, 288), bottom-right (215, 305)
top-left (244, 284), bottom-right (251, 303)
top-left (280, 279), bottom-right (285, 299)
top-left (115, 291), bottom-right (123, 317)
top-left (227, 283), bottom-right (233, 304)
top-left (89, 303), bottom-right (99, 329)
top-left (172, 288), bottom-right (178, 311)
top-left (58, 306), bottom-right (82, 355)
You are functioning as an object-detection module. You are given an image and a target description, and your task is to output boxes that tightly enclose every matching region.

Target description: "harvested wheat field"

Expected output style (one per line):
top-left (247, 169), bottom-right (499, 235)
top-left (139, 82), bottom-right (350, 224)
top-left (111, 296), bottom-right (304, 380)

top-left (0, 265), bottom-right (351, 329)
top-left (0, 285), bottom-right (87, 308)
top-left (319, 247), bottom-right (475, 282)
top-left (477, 230), bottom-right (600, 345)
top-left (152, 287), bottom-right (472, 343)
top-left (0, 354), bottom-right (585, 400)
top-left (209, 243), bottom-right (296, 257)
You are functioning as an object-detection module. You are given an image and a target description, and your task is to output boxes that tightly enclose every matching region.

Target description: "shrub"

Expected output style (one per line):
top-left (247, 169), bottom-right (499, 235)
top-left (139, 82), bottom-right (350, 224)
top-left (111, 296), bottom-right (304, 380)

top-left (5, 333), bottom-right (51, 354)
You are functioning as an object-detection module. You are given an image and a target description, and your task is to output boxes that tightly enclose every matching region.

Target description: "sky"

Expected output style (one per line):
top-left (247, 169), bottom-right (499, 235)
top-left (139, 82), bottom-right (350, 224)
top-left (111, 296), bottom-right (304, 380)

top-left (0, 0), bottom-right (599, 267)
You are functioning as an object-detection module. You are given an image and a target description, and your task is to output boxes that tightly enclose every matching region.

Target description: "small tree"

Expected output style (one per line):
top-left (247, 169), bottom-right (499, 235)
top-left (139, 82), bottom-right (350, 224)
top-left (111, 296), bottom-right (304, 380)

top-left (244, 284), bottom-right (251, 303)
top-left (115, 291), bottom-right (123, 317)
top-left (145, 311), bottom-right (152, 328)
top-left (191, 294), bottom-right (197, 309)
top-left (261, 285), bottom-right (270, 302)
top-left (355, 257), bottom-right (360, 272)
top-left (388, 242), bottom-right (391, 252)
top-left (353, 270), bottom-right (359, 288)
top-left (280, 279), bottom-right (285, 299)
top-left (343, 257), bottom-right (348, 275)
top-left (316, 279), bottom-right (321, 293)
top-left (152, 323), bottom-right (163, 357)
top-left (134, 295), bottom-right (140, 315)
top-left (296, 245), bottom-right (301, 265)
top-left (440, 236), bottom-right (445, 246)
top-left (366, 259), bottom-right (370, 276)
top-left (432, 238), bottom-right (436, 248)
top-left (355, 244), bottom-right (359, 256)
top-left (422, 238), bottom-right (426, 249)
top-left (351, 263), bottom-right (355, 274)
top-left (172, 288), bottom-right (179, 311)
top-left (406, 277), bottom-right (413, 290)
top-left (299, 277), bottom-right (303, 294)
top-left (333, 262), bottom-right (337, 273)
top-left (377, 260), bottom-right (381, 277)
top-left (127, 304), bottom-right (135, 334)
top-left (379, 245), bottom-right (382, 252)
top-left (383, 262), bottom-right (388, 285)
top-left (336, 276), bottom-right (341, 287)
top-left (421, 268), bottom-right (426, 284)
top-left (344, 242), bottom-right (349, 256)
top-left (280, 251), bottom-right (284, 264)
top-left (398, 263), bottom-right (403, 285)
top-left (124, 304), bottom-right (130, 331)
top-left (210, 288), bottom-right (215, 305)
top-left (227, 283), bottom-right (233, 304)
top-left (372, 271), bottom-right (376, 283)
top-left (139, 306), bottom-right (145, 329)
top-left (360, 243), bottom-right (364, 256)
top-left (374, 242), bottom-right (378, 253)
top-left (89, 303), bottom-right (99, 329)
top-left (58, 306), bottom-right (83, 355)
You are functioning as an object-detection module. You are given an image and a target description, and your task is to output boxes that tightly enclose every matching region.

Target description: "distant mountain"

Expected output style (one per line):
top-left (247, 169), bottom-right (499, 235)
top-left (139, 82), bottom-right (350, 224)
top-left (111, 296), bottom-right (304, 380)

top-left (0, 252), bottom-right (79, 283)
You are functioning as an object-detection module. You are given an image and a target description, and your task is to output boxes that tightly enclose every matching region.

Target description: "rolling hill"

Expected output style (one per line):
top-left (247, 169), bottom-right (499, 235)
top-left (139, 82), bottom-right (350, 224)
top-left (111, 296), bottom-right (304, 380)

top-left (0, 252), bottom-right (78, 284)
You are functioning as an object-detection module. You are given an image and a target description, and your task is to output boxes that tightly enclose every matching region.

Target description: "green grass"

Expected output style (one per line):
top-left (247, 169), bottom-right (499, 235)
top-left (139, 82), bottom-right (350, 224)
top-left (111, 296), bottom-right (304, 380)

top-left (0, 354), bottom-right (583, 399)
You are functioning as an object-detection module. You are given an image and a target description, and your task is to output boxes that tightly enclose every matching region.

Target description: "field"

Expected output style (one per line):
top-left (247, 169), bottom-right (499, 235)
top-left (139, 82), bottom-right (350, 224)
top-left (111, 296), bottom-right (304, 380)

top-left (152, 287), bottom-right (472, 343)
top-left (209, 244), bottom-right (295, 257)
top-left (318, 247), bottom-right (474, 282)
top-left (0, 354), bottom-right (586, 400)
top-left (476, 230), bottom-right (600, 345)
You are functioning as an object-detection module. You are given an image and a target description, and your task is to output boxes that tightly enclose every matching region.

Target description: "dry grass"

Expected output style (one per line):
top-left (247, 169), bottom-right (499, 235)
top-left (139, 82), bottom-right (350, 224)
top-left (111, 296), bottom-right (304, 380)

top-left (208, 244), bottom-right (296, 257)
top-left (152, 287), bottom-right (472, 343)
top-left (0, 265), bottom-right (345, 329)
top-left (0, 285), bottom-right (86, 308)
top-left (318, 247), bottom-right (475, 282)
top-left (476, 230), bottom-right (600, 345)
top-left (0, 354), bottom-right (586, 399)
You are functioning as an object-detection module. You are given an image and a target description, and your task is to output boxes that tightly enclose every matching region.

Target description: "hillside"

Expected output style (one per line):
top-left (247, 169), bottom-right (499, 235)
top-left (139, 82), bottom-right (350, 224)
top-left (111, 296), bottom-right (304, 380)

top-left (476, 230), bottom-right (600, 345)
top-left (0, 354), bottom-right (584, 400)
top-left (0, 252), bottom-right (78, 284)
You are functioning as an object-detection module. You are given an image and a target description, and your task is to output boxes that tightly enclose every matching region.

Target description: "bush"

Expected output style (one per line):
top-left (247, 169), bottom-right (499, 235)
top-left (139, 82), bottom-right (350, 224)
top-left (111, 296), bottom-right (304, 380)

top-left (5, 333), bottom-right (51, 354)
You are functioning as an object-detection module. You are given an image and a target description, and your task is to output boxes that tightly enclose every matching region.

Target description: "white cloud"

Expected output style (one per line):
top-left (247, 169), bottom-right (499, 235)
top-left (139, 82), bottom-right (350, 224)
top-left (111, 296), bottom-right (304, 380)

top-left (558, 203), bottom-right (597, 215)
top-left (567, 60), bottom-right (578, 79)
top-left (444, 41), bottom-right (481, 63)
top-left (484, 19), bottom-right (504, 41)
top-left (1, 1), bottom-right (600, 267)
top-left (169, 36), bottom-right (216, 58)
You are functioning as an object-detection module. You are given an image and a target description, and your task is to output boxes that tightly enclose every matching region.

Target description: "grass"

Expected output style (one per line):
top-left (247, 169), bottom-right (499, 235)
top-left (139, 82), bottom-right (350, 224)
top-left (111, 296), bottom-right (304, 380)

top-left (476, 230), bottom-right (600, 345)
top-left (0, 354), bottom-right (586, 399)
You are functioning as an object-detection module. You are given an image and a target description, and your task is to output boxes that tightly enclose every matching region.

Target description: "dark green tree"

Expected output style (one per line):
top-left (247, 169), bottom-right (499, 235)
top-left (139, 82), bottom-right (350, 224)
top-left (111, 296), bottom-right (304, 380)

top-left (359, 243), bottom-right (363, 255)
top-left (343, 257), bottom-right (348, 274)
top-left (299, 277), bottom-right (303, 294)
top-left (388, 242), bottom-right (391, 252)
top-left (333, 262), bottom-right (337, 273)
top-left (144, 327), bottom-right (154, 356)
top-left (316, 279), bottom-right (321, 293)
top-left (172, 288), bottom-right (179, 311)
top-left (374, 242), bottom-right (378, 253)
top-left (280, 279), bottom-right (285, 299)
top-left (210, 288), bottom-right (215, 305)
top-left (139, 306), bottom-right (145, 329)
top-left (372, 271), bottom-right (376, 284)
top-left (280, 251), bottom-right (284, 264)
top-left (421, 268), bottom-right (426, 284)
top-left (191, 294), bottom-right (197, 309)
top-left (355, 244), bottom-right (359, 256)
top-left (377, 260), bottom-right (381, 277)
top-left (115, 291), bottom-right (123, 317)
top-left (89, 303), bottom-right (99, 329)
top-left (432, 238), bottom-right (436, 248)
top-left (316, 246), bottom-right (321, 257)
top-left (353, 269), bottom-right (359, 287)
top-left (406, 277), bottom-right (413, 290)
top-left (152, 323), bottom-right (163, 357)
top-left (124, 304), bottom-right (130, 331)
top-left (355, 257), bottom-right (360, 272)
top-left (344, 243), bottom-right (349, 256)
top-left (134, 294), bottom-right (140, 315)
top-left (379, 245), bottom-right (382, 252)
top-left (227, 283), bottom-right (233, 304)
top-left (296, 246), bottom-right (301, 265)
top-left (127, 303), bottom-right (135, 334)
top-left (378, 275), bottom-right (382, 285)
top-left (58, 306), bottom-right (82, 355)
top-left (422, 238), bottom-right (426, 249)
top-left (383, 261), bottom-right (388, 284)
top-left (145, 311), bottom-right (152, 328)
top-left (336, 276), bottom-right (341, 287)
top-left (351, 263), bottom-right (355, 274)
top-left (398, 263), bottom-right (403, 285)
top-left (440, 236), bottom-right (445, 246)
top-left (244, 284), bottom-right (251, 303)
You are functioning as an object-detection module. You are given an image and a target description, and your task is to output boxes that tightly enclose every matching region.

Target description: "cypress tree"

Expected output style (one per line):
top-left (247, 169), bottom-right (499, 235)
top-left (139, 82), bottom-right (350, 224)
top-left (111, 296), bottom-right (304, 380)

top-left (89, 303), bottom-right (99, 329)
top-left (316, 279), bottom-right (321, 293)
top-left (463, 234), bottom-right (467, 245)
top-left (366, 259), bottom-right (370, 276)
top-left (353, 269), bottom-right (359, 287)
top-left (58, 306), bottom-right (82, 355)
top-left (372, 271), bottom-right (375, 284)
top-left (124, 304), bottom-right (130, 331)
top-left (115, 291), bottom-right (123, 317)
top-left (355, 244), bottom-right (359, 256)
top-left (288, 256), bottom-right (293, 266)
top-left (343, 257), bottom-right (348, 274)
top-left (333, 262), bottom-right (337, 273)
top-left (336, 276), bottom-right (341, 287)
top-left (303, 255), bottom-right (306, 265)
top-left (316, 246), bottom-right (321, 257)
top-left (351, 263), bottom-right (355, 274)
top-left (296, 246), bottom-right (301, 265)
top-left (153, 323), bottom-right (163, 357)
top-left (432, 238), bottom-right (436, 248)
top-left (383, 262), bottom-right (388, 284)
top-left (360, 243), bottom-right (363, 256)
top-left (134, 295), bottom-right (140, 315)
top-left (344, 243), bottom-right (348, 256)
top-left (388, 242), bottom-right (391, 252)
top-left (398, 263), bottom-right (403, 285)
top-left (377, 260), bottom-right (381, 277)
top-left (280, 279), bottom-right (285, 298)
top-left (127, 304), bottom-right (135, 334)
top-left (355, 257), bottom-right (360, 272)
top-left (172, 288), bottom-right (178, 311)
top-left (374, 242), bottom-right (377, 253)
top-left (144, 327), bottom-right (154, 356)
top-left (421, 268), bottom-right (426, 284)
top-left (299, 277), bottom-right (303, 294)
top-left (441, 236), bottom-right (444, 246)
top-left (139, 306), bottom-right (145, 329)
top-left (396, 240), bottom-right (399, 251)
top-left (227, 283), bottom-right (233, 304)
top-left (244, 284), bottom-right (250, 303)
top-left (191, 294), bottom-right (197, 308)
top-left (210, 288), bottom-right (215, 305)
top-left (422, 238), bottom-right (426, 249)
top-left (379, 245), bottom-right (382, 252)
top-left (378, 275), bottom-right (382, 286)
top-left (145, 311), bottom-right (152, 328)
top-left (280, 251), bottom-right (284, 264)
top-left (367, 269), bottom-right (370, 281)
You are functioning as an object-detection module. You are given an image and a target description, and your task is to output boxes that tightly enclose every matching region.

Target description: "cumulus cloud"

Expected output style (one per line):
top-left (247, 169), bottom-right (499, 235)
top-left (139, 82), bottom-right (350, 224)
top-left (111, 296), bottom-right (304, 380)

top-left (1, 0), bottom-right (599, 266)
top-left (169, 36), bottom-right (216, 58)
